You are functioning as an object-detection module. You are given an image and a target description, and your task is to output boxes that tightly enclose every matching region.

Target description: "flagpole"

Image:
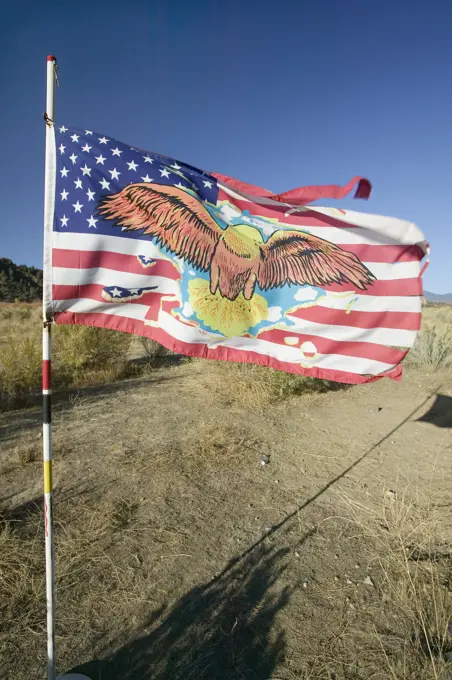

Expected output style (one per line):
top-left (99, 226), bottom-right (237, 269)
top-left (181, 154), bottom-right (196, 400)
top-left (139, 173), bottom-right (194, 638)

top-left (43, 54), bottom-right (57, 680)
top-left (42, 55), bottom-right (91, 680)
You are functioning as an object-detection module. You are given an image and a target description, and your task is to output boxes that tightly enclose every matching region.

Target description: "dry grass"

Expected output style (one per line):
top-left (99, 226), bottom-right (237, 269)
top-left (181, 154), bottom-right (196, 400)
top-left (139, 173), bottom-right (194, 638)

top-left (0, 303), bottom-right (177, 410)
top-left (0, 322), bottom-right (136, 410)
top-left (1, 302), bottom-right (452, 678)
top-left (321, 489), bottom-right (452, 679)
top-left (408, 324), bottom-right (452, 371)
top-left (0, 430), bottom-right (70, 476)
top-left (0, 493), bottom-right (158, 676)
top-left (407, 304), bottom-right (452, 371)
top-left (53, 325), bottom-right (135, 387)
top-left (200, 360), bottom-right (346, 409)
top-left (0, 509), bottom-right (45, 645)
top-left (0, 302), bottom-right (39, 324)
top-left (137, 337), bottom-right (173, 367)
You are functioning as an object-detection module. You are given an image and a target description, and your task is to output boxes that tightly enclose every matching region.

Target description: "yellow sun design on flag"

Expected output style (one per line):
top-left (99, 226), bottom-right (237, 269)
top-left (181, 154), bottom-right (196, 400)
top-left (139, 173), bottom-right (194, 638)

top-left (188, 278), bottom-right (268, 337)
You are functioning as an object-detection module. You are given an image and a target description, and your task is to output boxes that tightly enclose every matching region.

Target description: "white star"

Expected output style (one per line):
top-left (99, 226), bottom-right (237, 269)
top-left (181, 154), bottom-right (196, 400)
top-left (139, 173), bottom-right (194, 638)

top-left (85, 130), bottom-right (93, 135)
top-left (60, 215), bottom-right (69, 227)
top-left (59, 125), bottom-right (68, 133)
top-left (82, 143), bottom-right (92, 153)
top-left (110, 287), bottom-right (122, 297)
top-left (69, 153), bottom-right (78, 164)
top-left (61, 189), bottom-right (69, 200)
top-left (109, 168), bottom-right (121, 180)
top-left (111, 147), bottom-right (122, 157)
top-left (203, 180), bottom-right (213, 189)
top-left (86, 189), bottom-right (96, 201)
top-left (73, 201), bottom-right (83, 213)
top-left (99, 178), bottom-right (110, 190)
top-left (159, 167), bottom-right (171, 178)
top-left (143, 155), bottom-right (153, 164)
top-left (140, 255), bottom-right (154, 263)
top-left (80, 164), bottom-right (91, 176)
top-left (74, 178), bottom-right (83, 189)
top-left (99, 136), bottom-right (109, 144)
top-left (175, 182), bottom-right (186, 189)
top-left (141, 174), bottom-right (153, 182)
top-left (59, 144), bottom-right (65, 154)
top-left (171, 162), bottom-right (182, 170)
top-left (127, 160), bottom-right (138, 171)
top-left (87, 216), bottom-right (98, 228)
top-left (71, 133), bottom-right (80, 143)
top-left (95, 154), bottom-right (106, 165)
top-left (60, 167), bottom-right (69, 178)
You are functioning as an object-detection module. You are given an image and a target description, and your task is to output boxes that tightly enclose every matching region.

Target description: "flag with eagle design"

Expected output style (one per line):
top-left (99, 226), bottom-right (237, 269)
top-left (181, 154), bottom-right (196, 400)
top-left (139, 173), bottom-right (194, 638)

top-left (44, 125), bottom-right (429, 384)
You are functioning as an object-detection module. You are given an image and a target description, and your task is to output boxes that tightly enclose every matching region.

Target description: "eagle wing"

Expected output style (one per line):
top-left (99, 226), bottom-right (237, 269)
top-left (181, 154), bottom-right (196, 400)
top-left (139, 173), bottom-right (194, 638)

top-left (98, 183), bottom-right (223, 272)
top-left (257, 230), bottom-right (376, 290)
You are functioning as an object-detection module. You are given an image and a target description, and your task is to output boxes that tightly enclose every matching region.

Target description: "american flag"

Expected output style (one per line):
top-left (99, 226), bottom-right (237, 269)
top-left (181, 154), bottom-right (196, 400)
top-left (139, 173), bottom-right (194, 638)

top-left (46, 125), bottom-right (429, 384)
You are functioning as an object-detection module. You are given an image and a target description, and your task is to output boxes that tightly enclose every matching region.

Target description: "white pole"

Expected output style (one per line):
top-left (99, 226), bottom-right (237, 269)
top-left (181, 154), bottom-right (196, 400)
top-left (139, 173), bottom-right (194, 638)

top-left (43, 54), bottom-right (57, 680)
top-left (42, 54), bottom-right (91, 680)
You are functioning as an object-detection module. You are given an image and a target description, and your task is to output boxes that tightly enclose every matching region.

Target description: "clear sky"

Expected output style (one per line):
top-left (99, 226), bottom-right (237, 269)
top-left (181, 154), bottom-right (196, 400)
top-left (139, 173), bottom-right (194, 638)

top-left (0, 0), bottom-right (450, 292)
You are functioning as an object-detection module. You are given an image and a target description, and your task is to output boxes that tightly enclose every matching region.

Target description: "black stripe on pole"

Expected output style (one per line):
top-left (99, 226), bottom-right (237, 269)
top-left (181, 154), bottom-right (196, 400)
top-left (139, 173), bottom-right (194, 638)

top-left (43, 393), bottom-right (51, 424)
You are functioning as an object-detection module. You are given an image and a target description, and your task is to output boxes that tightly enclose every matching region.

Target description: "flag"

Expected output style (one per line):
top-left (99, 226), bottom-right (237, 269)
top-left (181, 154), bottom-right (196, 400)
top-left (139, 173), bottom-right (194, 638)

top-left (44, 125), bottom-right (429, 385)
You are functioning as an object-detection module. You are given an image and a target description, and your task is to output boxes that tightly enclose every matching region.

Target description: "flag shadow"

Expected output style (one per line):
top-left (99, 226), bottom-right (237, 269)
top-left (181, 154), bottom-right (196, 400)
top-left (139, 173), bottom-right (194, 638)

top-left (417, 393), bottom-right (452, 428)
top-left (69, 544), bottom-right (292, 680)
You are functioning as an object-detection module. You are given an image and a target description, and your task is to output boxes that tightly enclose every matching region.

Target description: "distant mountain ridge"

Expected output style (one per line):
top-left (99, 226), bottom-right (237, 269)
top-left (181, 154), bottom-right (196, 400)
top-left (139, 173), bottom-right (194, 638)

top-left (424, 290), bottom-right (452, 304)
top-left (0, 258), bottom-right (43, 302)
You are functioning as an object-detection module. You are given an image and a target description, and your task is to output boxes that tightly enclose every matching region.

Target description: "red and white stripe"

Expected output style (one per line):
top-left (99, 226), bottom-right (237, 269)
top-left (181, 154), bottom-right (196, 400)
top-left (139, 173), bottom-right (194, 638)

top-left (49, 183), bottom-right (427, 385)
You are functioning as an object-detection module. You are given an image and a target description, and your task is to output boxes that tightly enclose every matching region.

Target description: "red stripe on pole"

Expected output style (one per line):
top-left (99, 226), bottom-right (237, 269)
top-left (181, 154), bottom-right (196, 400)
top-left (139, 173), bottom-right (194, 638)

top-left (42, 360), bottom-right (51, 390)
top-left (44, 499), bottom-right (49, 537)
top-left (47, 55), bottom-right (56, 61)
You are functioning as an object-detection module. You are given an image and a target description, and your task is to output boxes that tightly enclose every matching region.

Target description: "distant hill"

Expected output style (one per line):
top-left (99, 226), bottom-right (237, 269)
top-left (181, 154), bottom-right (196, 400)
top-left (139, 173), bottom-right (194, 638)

top-left (424, 290), bottom-right (452, 304)
top-left (0, 258), bottom-right (43, 302)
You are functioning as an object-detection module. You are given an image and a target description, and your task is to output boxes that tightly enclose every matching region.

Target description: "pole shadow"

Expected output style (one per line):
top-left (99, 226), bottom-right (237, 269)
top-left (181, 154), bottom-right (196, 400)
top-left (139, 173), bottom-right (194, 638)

top-left (70, 543), bottom-right (293, 680)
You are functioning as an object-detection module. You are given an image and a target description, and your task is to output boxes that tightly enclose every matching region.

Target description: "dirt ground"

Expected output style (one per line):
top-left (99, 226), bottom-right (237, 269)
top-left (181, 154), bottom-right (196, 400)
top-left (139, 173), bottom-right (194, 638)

top-left (1, 359), bottom-right (451, 679)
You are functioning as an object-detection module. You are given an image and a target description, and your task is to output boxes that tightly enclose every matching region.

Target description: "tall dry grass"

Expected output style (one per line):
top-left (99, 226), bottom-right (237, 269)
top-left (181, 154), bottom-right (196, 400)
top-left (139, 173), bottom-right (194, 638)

top-left (200, 360), bottom-right (346, 409)
top-left (327, 489), bottom-right (452, 679)
top-left (408, 325), bottom-right (452, 370)
top-left (0, 495), bottom-right (156, 675)
top-left (0, 320), bottom-right (134, 410)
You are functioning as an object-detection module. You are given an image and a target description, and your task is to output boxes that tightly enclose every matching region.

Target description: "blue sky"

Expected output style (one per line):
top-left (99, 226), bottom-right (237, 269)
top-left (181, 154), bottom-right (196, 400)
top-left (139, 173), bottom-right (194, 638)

top-left (0, 0), bottom-right (450, 292)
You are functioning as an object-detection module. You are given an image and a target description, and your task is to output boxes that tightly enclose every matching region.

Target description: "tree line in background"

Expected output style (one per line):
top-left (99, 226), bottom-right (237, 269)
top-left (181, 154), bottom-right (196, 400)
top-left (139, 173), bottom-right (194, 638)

top-left (0, 259), bottom-right (43, 302)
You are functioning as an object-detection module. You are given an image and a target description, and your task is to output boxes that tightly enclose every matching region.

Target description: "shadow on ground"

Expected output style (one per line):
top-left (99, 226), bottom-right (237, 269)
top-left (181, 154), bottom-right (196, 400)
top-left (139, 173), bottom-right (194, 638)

top-left (417, 393), bottom-right (452, 428)
top-left (70, 544), bottom-right (292, 680)
top-left (0, 371), bottom-right (180, 442)
top-left (0, 496), bottom-right (42, 525)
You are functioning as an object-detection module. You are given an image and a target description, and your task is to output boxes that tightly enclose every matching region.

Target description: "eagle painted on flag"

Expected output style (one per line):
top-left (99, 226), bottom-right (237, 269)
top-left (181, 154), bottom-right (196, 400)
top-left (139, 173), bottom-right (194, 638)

top-left (99, 183), bottom-right (375, 303)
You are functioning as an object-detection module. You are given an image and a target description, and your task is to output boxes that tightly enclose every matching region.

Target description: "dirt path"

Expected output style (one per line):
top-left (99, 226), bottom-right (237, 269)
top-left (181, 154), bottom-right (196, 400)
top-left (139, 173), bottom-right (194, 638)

top-left (1, 363), bottom-right (451, 679)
